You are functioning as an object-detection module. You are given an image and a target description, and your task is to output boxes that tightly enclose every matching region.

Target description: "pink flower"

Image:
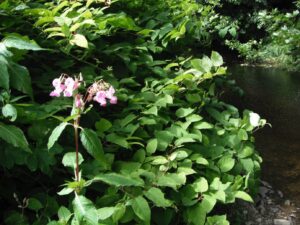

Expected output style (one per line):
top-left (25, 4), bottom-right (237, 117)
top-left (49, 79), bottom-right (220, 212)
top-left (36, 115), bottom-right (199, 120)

top-left (109, 96), bottom-right (117, 104)
top-left (75, 94), bottom-right (84, 108)
top-left (105, 86), bottom-right (117, 104)
top-left (63, 77), bottom-right (81, 97)
top-left (93, 91), bottom-right (107, 106)
top-left (50, 78), bottom-right (65, 97)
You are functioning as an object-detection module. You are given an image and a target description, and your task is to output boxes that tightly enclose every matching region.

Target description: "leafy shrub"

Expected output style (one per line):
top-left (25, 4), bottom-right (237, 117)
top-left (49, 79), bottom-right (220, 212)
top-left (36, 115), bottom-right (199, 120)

top-left (0, 0), bottom-right (265, 224)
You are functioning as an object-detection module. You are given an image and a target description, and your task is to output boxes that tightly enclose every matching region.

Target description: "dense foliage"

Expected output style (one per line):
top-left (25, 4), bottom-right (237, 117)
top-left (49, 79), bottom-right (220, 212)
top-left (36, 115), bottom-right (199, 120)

top-left (0, 0), bottom-right (269, 224)
top-left (224, 0), bottom-right (300, 70)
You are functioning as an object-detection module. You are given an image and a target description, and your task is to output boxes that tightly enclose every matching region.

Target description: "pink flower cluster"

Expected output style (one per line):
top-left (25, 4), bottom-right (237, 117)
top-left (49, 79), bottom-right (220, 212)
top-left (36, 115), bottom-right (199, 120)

top-left (50, 74), bottom-right (117, 109)
top-left (87, 80), bottom-right (117, 107)
top-left (50, 75), bottom-right (81, 97)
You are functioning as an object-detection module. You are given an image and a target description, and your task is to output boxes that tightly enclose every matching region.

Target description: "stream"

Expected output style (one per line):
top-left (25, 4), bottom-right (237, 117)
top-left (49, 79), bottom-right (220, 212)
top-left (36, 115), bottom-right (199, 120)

top-left (228, 65), bottom-right (300, 223)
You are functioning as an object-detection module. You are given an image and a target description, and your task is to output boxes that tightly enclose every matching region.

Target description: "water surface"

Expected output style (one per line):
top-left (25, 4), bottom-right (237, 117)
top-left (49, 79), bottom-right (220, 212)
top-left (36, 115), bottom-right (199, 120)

top-left (228, 65), bottom-right (300, 207)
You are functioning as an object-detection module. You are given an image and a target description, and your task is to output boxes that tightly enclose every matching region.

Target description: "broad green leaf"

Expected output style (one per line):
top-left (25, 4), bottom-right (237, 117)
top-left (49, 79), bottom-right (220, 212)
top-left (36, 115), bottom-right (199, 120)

top-left (235, 191), bottom-right (253, 203)
top-left (47, 122), bottom-right (68, 149)
top-left (155, 130), bottom-right (174, 151)
top-left (2, 104), bottom-right (17, 121)
top-left (175, 137), bottom-right (195, 146)
top-left (157, 173), bottom-right (186, 190)
top-left (146, 138), bottom-right (157, 155)
top-left (131, 196), bottom-right (151, 225)
top-left (3, 35), bottom-right (43, 51)
top-left (8, 62), bottom-right (33, 97)
top-left (201, 56), bottom-right (212, 73)
top-left (0, 60), bottom-right (9, 90)
top-left (192, 177), bottom-right (208, 193)
top-left (80, 128), bottom-right (106, 164)
top-left (175, 107), bottom-right (194, 118)
top-left (144, 187), bottom-right (172, 207)
top-left (28, 198), bottom-right (43, 211)
top-left (0, 122), bottom-right (30, 152)
top-left (98, 207), bottom-right (115, 220)
top-left (186, 114), bottom-right (203, 122)
top-left (218, 155), bottom-right (235, 172)
top-left (95, 118), bottom-right (112, 133)
top-left (94, 173), bottom-right (144, 187)
top-left (238, 145), bottom-right (254, 158)
top-left (151, 156), bottom-right (168, 165)
top-left (194, 121), bottom-right (214, 129)
top-left (229, 27), bottom-right (237, 37)
top-left (58, 206), bottom-right (72, 223)
top-left (206, 215), bottom-right (229, 225)
top-left (211, 51), bottom-right (223, 67)
top-left (106, 133), bottom-right (129, 148)
top-left (143, 106), bottom-right (158, 116)
top-left (238, 129), bottom-right (248, 140)
top-left (62, 152), bottom-right (84, 168)
top-left (73, 194), bottom-right (98, 225)
top-left (70, 34), bottom-right (88, 48)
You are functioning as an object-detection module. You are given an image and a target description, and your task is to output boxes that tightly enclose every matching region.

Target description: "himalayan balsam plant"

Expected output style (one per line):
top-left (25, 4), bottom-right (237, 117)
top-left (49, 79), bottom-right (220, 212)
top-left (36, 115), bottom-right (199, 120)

top-left (48, 74), bottom-right (117, 184)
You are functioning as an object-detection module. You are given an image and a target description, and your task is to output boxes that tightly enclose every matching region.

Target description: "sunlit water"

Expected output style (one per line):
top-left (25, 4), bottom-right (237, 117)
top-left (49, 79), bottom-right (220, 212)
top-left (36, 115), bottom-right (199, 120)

top-left (227, 65), bottom-right (300, 217)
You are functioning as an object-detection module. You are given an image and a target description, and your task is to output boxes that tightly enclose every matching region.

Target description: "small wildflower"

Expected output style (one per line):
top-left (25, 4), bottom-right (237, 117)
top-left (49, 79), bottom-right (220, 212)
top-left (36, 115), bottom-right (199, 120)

top-left (94, 91), bottom-right (107, 107)
top-left (75, 94), bottom-right (84, 108)
top-left (249, 112), bottom-right (260, 127)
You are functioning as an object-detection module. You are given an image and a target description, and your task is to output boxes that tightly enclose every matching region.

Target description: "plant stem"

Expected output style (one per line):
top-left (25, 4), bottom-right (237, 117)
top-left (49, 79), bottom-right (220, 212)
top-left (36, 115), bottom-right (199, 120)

top-left (74, 118), bottom-right (80, 182)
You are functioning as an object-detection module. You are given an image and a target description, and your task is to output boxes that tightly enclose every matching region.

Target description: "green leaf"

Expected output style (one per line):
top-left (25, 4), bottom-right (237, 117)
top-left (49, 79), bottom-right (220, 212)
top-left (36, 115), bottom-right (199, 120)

top-left (206, 215), bottom-right (229, 225)
top-left (106, 133), bottom-right (129, 148)
top-left (0, 60), bottom-right (9, 90)
top-left (218, 27), bottom-right (229, 38)
top-left (194, 121), bottom-right (214, 129)
top-left (192, 177), bottom-right (208, 193)
top-left (98, 207), bottom-right (115, 220)
top-left (73, 194), bottom-right (98, 225)
top-left (62, 152), bottom-right (84, 168)
top-left (211, 51), bottom-right (223, 67)
top-left (229, 27), bottom-right (237, 37)
top-left (95, 118), bottom-right (112, 133)
top-left (70, 34), bottom-right (88, 48)
top-left (47, 122), bottom-right (68, 149)
top-left (146, 138), bottom-right (158, 155)
top-left (131, 196), bottom-right (151, 225)
top-left (3, 35), bottom-right (43, 51)
top-left (151, 156), bottom-right (168, 165)
top-left (155, 130), bottom-right (174, 151)
top-left (28, 198), bottom-right (43, 211)
top-left (80, 128), bottom-right (106, 164)
top-left (235, 191), bottom-right (253, 203)
top-left (218, 155), bottom-right (235, 172)
top-left (94, 173), bottom-right (144, 187)
top-left (175, 137), bottom-right (195, 146)
top-left (144, 187), bottom-right (172, 207)
top-left (175, 107), bottom-right (194, 118)
top-left (2, 104), bottom-right (17, 121)
top-left (8, 62), bottom-right (33, 97)
top-left (58, 206), bottom-right (72, 223)
top-left (0, 122), bottom-right (30, 152)
top-left (143, 106), bottom-right (158, 116)
top-left (157, 173), bottom-right (186, 190)
top-left (238, 129), bottom-right (248, 141)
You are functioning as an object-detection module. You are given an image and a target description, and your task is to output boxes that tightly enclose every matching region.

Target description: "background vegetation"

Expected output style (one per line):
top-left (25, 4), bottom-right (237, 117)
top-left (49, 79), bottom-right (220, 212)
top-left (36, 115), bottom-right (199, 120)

top-left (0, 0), bottom-right (294, 224)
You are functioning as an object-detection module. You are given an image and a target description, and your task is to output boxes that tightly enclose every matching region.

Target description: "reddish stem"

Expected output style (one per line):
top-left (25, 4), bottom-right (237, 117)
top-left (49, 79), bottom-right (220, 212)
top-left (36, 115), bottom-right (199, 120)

top-left (74, 118), bottom-right (80, 181)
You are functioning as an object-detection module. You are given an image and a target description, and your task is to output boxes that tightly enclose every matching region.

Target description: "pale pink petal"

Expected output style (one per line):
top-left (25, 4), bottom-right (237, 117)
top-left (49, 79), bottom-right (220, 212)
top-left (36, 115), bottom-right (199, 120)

top-left (63, 89), bottom-right (73, 97)
top-left (50, 90), bottom-right (60, 97)
top-left (75, 94), bottom-right (83, 108)
top-left (52, 78), bottom-right (61, 87)
top-left (105, 86), bottom-right (115, 99)
top-left (93, 91), bottom-right (107, 106)
top-left (110, 96), bottom-right (117, 104)
top-left (65, 77), bottom-right (75, 87)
